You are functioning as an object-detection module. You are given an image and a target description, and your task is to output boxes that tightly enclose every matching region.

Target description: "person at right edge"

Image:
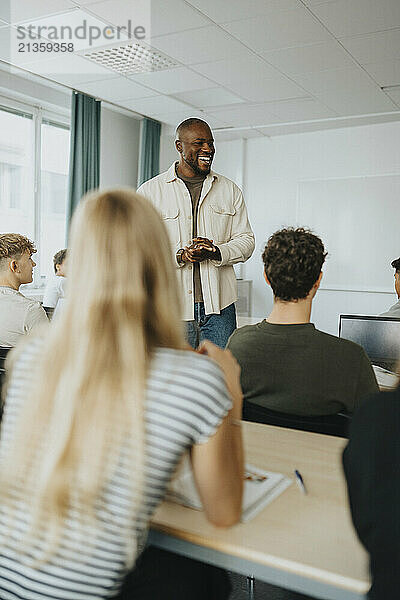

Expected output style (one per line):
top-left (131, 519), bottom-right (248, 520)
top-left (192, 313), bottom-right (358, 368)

top-left (343, 381), bottom-right (400, 599)
top-left (380, 257), bottom-right (400, 317)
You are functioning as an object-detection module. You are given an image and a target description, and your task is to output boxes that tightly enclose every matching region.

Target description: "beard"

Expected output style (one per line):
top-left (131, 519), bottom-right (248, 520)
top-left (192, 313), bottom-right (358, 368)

top-left (183, 155), bottom-right (211, 176)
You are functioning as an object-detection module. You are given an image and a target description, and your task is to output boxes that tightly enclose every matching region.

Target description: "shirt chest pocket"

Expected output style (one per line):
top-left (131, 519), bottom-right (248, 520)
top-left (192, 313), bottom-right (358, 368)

top-left (161, 207), bottom-right (181, 249)
top-left (209, 204), bottom-right (236, 243)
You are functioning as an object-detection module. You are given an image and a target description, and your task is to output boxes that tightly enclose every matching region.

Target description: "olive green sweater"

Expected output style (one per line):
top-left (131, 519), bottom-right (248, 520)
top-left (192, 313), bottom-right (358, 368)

top-left (227, 321), bottom-right (378, 416)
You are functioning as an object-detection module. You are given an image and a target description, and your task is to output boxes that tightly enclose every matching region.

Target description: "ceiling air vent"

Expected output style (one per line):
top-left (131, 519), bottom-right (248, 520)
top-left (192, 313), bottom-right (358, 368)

top-left (82, 42), bottom-right (178, 75)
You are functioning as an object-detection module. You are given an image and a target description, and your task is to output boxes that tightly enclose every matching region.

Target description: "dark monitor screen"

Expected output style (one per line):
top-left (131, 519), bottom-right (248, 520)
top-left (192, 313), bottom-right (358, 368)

top-left (339, 315), bottom-right (400, 371)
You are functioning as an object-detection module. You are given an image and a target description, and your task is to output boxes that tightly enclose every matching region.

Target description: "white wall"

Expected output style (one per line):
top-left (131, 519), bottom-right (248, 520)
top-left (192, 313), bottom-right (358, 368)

top-left (100, 108), bottom-right (140, 189)
top-left (216, 121), bottom-right (400, 334)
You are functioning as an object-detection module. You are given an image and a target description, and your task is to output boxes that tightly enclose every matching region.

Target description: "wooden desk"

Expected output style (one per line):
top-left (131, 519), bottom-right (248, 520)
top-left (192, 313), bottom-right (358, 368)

top-left (149, 423), bottom-right (369, 600)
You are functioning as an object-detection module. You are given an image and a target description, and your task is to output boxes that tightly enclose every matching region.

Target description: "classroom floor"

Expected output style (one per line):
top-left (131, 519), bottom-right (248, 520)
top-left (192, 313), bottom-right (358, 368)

top-left (229, 573), bottom-right (314, 600)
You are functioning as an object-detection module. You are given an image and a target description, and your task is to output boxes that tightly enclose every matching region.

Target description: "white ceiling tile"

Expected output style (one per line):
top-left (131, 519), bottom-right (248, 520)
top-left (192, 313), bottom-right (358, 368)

top-left (316, 84), bottom-right (398, 115)
top-left (84, 0), bottom-right (208, 39)
top-left (302, 0), bottom-right (338, 5)
top-left (384, 89), bottom-right (400, 108)
top-left (266, 98), bottom-right (337, 120)
top-left (309, 0), bottom-right (400, 38)
top-left (200, 114), bottom-right (235, 128)
top-left (292, 66), bottom-right (379, 95)
top-left (120, 95), bottom-right (194, 116)
top-left (222, 8), bottom-right (332, 53)
top-left (128, 67), bottom-right (213, 94)
top-left (79, 0), bottom-right (150, 37)
top-left (77, 76), bottom-right (157, 101)
top-left (155, 111), bottom-right (230, 128)
top-left (193, 55), bottom-right (307, 103)
top-left (0, 1), bottom-right (74, 24)
top-left (208, 104), bottom-right (280, 127)
top-left (173, 87), bottom-right (244, 108)
top-left (149, 0), bottom-right (209, 38)
top-left (341, 30), bottom-right (400, 65)
top-left (192, 54), bottom-right (279, 86)
top-left (363, 60), bottom-right (400, 87)
top-left (70, 1), bottom-right (107, 5)
top-left (226, 73), bottom-right (308, 103)
top-left (262, 41), bottom-right (355, 76)
top-left (150, 26), bottom-right (245, 65)
top-left (19, 53), bottom-right (116, 85)
top-left (213, 129), bottom-right (266, 141)
top-left (185, 0), bottom-right (299, 25)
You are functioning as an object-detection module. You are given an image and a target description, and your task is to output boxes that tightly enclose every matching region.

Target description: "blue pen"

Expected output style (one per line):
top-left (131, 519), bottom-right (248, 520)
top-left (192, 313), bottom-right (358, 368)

top-left (294, 469), bottom-right (307, 495)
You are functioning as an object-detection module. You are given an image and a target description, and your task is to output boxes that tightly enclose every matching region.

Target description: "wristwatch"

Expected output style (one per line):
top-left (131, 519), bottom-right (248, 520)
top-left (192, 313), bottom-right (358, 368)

top-left (176, 248), bottom-right (185, 264)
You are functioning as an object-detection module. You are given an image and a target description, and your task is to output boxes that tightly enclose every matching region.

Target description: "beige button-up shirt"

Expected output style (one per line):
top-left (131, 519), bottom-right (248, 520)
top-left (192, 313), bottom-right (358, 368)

top-left (137, 163), bottom-right (255, 321)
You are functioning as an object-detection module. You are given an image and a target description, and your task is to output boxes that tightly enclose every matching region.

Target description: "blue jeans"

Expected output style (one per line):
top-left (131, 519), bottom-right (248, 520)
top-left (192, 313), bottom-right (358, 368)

top-left (186, 302), bottom-right (237, 349)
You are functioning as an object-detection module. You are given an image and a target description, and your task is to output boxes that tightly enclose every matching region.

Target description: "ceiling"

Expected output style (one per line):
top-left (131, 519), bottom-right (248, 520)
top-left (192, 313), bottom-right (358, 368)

top-left (1, 0), bottom-right (400, 139)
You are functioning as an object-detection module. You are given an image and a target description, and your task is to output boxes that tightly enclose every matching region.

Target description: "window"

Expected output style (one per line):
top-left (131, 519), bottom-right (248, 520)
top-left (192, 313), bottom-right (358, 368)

top-left (0, 108), bottom-right (35, 238)
top-left (0, 102), bottom-right (70, 284)
top-left (40, 121), bottom-right (70, 279)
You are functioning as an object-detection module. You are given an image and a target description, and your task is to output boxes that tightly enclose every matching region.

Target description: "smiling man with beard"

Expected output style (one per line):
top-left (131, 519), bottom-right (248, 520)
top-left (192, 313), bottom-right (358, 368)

top-left (138, 118), bottom-right (255, 348)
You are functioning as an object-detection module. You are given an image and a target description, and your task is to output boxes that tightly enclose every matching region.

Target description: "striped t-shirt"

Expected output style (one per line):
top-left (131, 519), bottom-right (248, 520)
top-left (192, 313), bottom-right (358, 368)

top-left (0, 342), bottom-right (232, 600)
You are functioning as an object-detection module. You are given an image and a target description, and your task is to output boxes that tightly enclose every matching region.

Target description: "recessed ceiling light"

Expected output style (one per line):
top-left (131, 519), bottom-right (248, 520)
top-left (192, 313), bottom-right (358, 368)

top-left (82, 42), bottom-right (178, 75)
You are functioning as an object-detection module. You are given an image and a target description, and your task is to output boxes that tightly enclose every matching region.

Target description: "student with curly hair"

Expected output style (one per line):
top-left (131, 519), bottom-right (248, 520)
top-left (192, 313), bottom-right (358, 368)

top-left (0, 233), bottom-right (48, 346)
top-left (227, 227), bottom-right (378, 423)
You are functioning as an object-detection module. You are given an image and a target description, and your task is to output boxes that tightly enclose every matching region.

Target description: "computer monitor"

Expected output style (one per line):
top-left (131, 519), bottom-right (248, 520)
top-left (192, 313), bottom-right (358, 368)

top-left (339, 314), bottom-right (400, 371)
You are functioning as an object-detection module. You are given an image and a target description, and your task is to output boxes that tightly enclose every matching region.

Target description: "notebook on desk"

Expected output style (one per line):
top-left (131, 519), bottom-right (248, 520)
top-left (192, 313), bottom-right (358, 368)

top-left (166, 456), bottom-right (292, 522)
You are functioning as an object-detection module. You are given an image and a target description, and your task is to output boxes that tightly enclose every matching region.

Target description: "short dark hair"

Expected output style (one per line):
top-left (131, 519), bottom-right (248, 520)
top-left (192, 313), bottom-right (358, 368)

top-left (175, 118), bottom-right (210, 140)
top-left (53, 248), bottom-right (67, 273)
top-left (262, 227), bottom-right (327, 301)
top-left (391, 257), bottom-right (400, 273)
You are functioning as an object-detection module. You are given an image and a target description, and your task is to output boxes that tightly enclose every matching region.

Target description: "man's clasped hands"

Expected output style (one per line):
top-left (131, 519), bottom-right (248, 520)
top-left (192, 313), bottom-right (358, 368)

top-left (180, 237), bottom-right (221, 263)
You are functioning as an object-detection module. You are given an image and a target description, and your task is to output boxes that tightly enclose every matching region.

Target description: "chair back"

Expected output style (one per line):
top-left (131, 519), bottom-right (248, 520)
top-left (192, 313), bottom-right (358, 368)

top-left (0, 347), bottom-right (12, 416)
top-left (243, 401), bottom-right (351, 438)
top-left (0, 346), bottom-right (11, 375)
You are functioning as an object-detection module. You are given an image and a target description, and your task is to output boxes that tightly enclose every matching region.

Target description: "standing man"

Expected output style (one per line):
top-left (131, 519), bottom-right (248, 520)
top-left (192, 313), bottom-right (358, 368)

top-left (138, 118), bottom-right (255, 348)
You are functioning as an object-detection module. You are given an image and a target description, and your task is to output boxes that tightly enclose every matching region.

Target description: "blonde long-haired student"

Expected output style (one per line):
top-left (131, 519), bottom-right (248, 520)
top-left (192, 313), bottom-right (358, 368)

top-left (0, 189), bottom-right (243, 599)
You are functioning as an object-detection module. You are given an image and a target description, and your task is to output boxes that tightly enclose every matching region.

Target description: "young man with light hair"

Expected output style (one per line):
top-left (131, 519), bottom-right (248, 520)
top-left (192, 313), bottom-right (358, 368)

top-left (0, 234), bottom-right (48, 347)
top-left (227, 227), bottom-right (378, 421)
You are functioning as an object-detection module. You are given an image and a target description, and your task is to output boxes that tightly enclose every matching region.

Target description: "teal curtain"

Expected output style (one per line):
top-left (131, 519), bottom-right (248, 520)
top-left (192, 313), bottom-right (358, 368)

top-left (67, 92), bottom-right (101, 224)
top-left (137, 117), bottom-right (161, 187)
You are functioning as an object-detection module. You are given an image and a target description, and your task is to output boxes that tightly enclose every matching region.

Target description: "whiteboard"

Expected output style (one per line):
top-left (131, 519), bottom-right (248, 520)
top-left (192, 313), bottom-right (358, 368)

top-left (297, 175), bottom-right (400, 292)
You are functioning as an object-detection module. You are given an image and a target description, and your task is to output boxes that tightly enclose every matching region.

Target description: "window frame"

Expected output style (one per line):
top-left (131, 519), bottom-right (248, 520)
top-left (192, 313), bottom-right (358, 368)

top-left (0, 96), bottom-right (70, 287)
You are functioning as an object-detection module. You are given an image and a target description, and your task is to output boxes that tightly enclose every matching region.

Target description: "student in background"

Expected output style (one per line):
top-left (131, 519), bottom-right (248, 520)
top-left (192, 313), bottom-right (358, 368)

top-left (0, 233), bottom-right (48, 347)
top-left (343, 383), bottom-right (400, 599)
top-left (227, 227), bottom-right (378, 423)
top-left (0, 189), bottom-right (243, 600)
top-left (380, 257), bottom-right (400, 317)
top-left (42, 248), bottom-right (68, 309)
